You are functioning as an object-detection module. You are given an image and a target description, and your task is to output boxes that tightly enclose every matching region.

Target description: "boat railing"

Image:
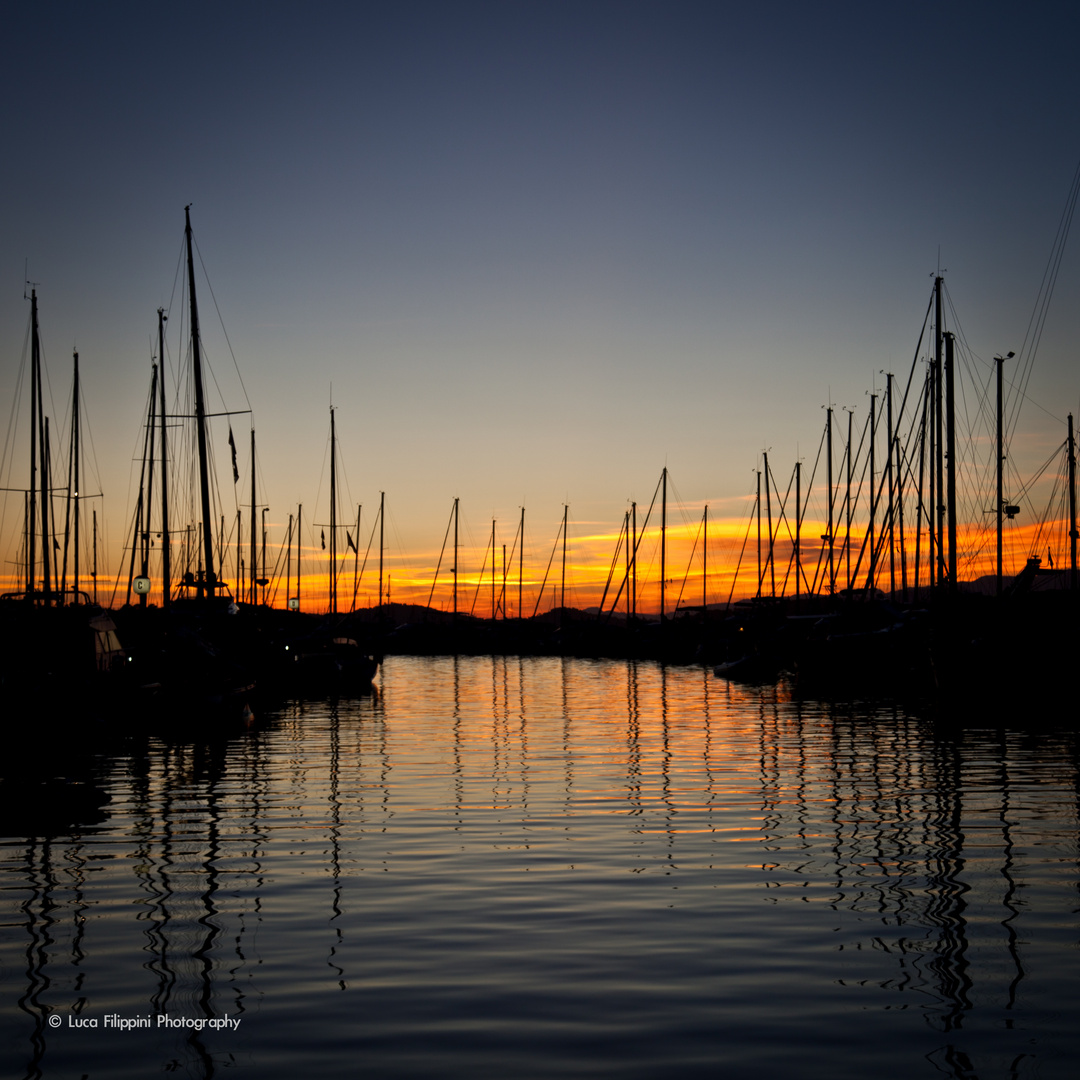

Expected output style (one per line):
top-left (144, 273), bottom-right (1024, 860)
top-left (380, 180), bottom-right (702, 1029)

top-left (0, 588), bottom-right (94, 606)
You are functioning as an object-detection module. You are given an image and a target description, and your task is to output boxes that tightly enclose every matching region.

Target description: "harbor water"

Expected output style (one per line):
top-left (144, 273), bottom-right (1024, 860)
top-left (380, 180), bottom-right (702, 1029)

top-left (2, 656), bottom-right (1078, 1079)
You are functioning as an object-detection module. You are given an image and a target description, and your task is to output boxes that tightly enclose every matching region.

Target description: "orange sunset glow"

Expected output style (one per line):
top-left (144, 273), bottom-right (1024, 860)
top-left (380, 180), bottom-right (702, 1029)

top-left (16, 507), bottom-right (1066, 615)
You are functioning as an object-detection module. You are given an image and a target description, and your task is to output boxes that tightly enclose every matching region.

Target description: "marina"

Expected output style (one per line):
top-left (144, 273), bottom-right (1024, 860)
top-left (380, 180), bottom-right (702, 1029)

top-left (5, 8), bottom-right (1080, 1079)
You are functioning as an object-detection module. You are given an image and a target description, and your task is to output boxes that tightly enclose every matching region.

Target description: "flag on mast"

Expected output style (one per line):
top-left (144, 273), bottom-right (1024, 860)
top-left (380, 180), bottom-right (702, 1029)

top-left (228, 427), bottom-right (239, 483)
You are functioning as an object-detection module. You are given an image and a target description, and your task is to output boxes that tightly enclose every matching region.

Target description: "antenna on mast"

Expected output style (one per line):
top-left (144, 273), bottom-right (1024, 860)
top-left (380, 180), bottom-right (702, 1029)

top-left (23, 261), bottom-right (39, 301)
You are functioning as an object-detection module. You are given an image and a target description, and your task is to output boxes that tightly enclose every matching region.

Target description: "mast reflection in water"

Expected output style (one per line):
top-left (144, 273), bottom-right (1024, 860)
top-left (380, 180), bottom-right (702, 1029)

top-left (2, 657), bottom-right (1078, 1079)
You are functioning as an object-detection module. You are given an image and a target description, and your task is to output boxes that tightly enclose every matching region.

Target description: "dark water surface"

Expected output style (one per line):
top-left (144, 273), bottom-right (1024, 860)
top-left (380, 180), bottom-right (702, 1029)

top-left (2, 656), bottom-right (1078, 1079)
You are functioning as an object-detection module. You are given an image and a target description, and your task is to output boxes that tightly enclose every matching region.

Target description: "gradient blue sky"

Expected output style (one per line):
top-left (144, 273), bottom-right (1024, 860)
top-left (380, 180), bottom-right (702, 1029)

top-left (2, 1), bottom-right (1079, 589)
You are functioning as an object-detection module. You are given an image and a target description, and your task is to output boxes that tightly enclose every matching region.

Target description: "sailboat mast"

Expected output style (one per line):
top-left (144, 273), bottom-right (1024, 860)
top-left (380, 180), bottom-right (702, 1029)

top-left (140, 362), bottom-right (158, 608)
top-left (934, 275), bottom-right (945, 589)
top-left (92, 508), bottom-right (98, 604)
top-left (561, 504), bottom-right (568, 613)
top-left (297, 503), bottom-right (303, 611)
top-left (867, 394), bottom-right (877, 592)
top-left (261, 508), bottom-right (267, 605)
top-left (251, 428), bottom-right (258, 605)
top-left (764, 452), bottom-right (774, 597)
top-left (378, 491), bottom-right (384, 614)
top-left (795, 462), bottom-right (801, 605)
top-left (518, 506), bottom-right (524, 619)
top-left (286, 512), bottom-right (293, 609)
top-left (886, 373), bottom-right (895, 598)
top-left (1069, 413), bottom-right (1077, 591)
top-left (845, 408), bottom-right (853, 591)
top-left (184, 207), bottom-right (216, 596)
top-left (915, 386), bottom-right (927, 601)
top-left (826, 407), bottom-right (833, 596)
top-left (703, 504), bottom-right (708, 614)
top-left (755, 469), bottom-right (761, 599)
top-left (158, 308), bottom-right (170, 606)
top-left (945, 331), bottom-right (957, 592)
top-left (997, 354), bottom-right (1004, 598)
top-left (43, 417), bottom-right (53, 597)
top-left (29, 290), bottom-right (39, 593)
top-left (660, 467), bottom-right (667, 620)
top-left (145, 361), bottom-right (157, 599)
top-left (452, 496), bottom-right (459, 618)
top-left (61, 369), bottom-right (73, 598)
top-left (631, 501), bottom-right (636, 616)
top-left (329, 410), bottom-right (336, 614)
top-left (353, 504), bottom-right (361, 610)
top-left (72, 350), bottom-right (81, 599)
top-left (927, 363), bottom-right (935, 589)
top-left (896, 426), bottom-right (907, 601)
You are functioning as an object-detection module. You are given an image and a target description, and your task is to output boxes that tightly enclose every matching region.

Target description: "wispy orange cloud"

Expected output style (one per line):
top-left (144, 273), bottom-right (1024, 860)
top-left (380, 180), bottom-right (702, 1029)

top-left (11, 512), bottom-right (1064, 614)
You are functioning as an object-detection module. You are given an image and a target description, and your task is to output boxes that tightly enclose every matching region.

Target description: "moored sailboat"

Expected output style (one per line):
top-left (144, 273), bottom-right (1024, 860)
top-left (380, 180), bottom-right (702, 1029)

top-left (114, 208), bottom-right (258, 715)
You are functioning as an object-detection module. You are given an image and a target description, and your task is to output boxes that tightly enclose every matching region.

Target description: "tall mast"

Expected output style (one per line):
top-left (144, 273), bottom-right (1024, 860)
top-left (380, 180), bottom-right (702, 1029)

top-left (492, 519), bottom-right (497, 618)
top-left (934, 275), bottom-right (945, 589)
top-left (518, 505), bottom-right (524, 619)
top-left (755, 469), bottom-right (762, 598)
top-left (251, 428), bottom-right (258, 605)
top-left (660, 468), bottom-right (667, 620)
top-left (352, 504), bottom-right (361, 611)
top-left (158, 308), bottom-right (170, 606)
top-left (945, 331), bottom-right (957, 592)
top-left (261, 508), bottom-right (267, 605)
top-left (140, 362), bottom-right (158, 608)
top-left (1069, 413), bottom-right (1077, 591)
top-left (795, 462), bottom-right (801, 605)
top-left (702, 503), bottom-right (708, 615)
top-left (352, 504), bottom-right (361, 610)
top-left (896, 426), bottom-right (907, 601)
top-left (29, 290), bottom-right (39, 593)
top-left (867, 394), bottom-right (876, 592)
top-left (886, 373), bottom-right (895, 598)
top-left (185, 207), bottom-right (216, 596)
top-left (42, 415), bottom-right (52, 598)
top-left (378, 491), bottom-right (385, 614)
top-left (286, 512), bottom-right (293, 610)
top-left (72, 350), bottom-right (81, 600)
top-left (61, 368), bottom-right (73, 598)
top-left (92, 508), bottom-right (98, 603)
top-left (328, 409), bottom-right (336, 614)
top-left (561, 504), bottom-right (568, 613)
top-left (845, 408), bottom-right (853, 591)
top-left (145, 360), bottom-right (157, 602)
top-left (452, 496), bottom-right (459, 618)
top-left (630, 501), bottom-right (637, 617)
top-left (915, 385), bottom-right (927, 601)
top-left (297, 503), bottom-right (303, 611)
top-left (927, 360), bottom-right (935, 589)
top-left (997, 354), bottom-right (1004, 598)
top-left (826, 407), bottom-right (834, 596)
top-left (764, 453), bottom-right (775, 597)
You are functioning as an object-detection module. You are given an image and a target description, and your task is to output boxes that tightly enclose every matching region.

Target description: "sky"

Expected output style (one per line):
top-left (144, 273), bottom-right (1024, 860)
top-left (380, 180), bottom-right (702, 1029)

top-left (2, 1), bottom-right (1079, 609)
